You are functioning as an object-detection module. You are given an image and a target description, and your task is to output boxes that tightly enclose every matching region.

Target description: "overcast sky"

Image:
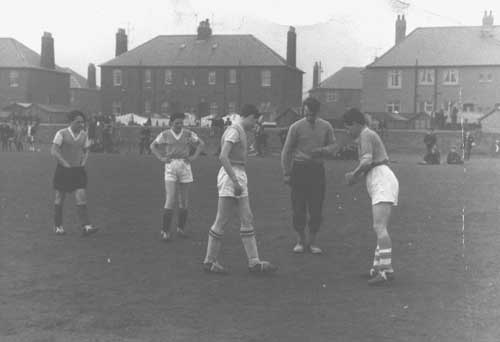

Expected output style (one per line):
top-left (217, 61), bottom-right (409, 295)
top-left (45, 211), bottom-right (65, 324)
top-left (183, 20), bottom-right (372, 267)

top-left (2, 0), bottom-right (500, 84)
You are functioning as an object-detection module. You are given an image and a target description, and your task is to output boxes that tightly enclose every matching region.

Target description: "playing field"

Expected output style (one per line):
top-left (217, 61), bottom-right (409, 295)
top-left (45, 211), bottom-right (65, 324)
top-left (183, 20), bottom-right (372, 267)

top-left (1, 151), bottom-right (499, 342)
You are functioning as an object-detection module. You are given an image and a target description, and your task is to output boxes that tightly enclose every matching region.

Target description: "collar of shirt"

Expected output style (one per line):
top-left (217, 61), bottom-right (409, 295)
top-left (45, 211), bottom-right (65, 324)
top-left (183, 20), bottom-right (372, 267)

top-left (170, 128), bottom-right (184, 140)
top-left (68, 126), bottom-right (82, 141)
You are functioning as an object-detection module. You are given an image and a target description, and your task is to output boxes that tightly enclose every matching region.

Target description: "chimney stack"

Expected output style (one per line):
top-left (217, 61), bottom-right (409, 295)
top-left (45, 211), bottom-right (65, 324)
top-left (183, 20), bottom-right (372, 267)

top-left (87, 63), bottom-right (96, 89)
top-left (197, 19), bottom-right (212, 40)
top-left (287, 26), bottom-right (297, 68)
top-left (312, 62), bottom-right (319, 88)
top-left (40, 32), bottom-right (55, 69)
top-left (395, 15), bottom-right (406, 45)
top-left (482, 10), bottom-right (494, 26)
top-left (115, 28), bottom-right (128, 57)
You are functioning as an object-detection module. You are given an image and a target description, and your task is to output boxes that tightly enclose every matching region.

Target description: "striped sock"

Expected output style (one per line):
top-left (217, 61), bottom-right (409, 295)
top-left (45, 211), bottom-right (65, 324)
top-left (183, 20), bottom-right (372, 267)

top-left (204, 229), bottom-right (223, 263)
top-left (240, 228), bottom-right (260, 266)
top-left (378, 248), bottom-right (393, 273)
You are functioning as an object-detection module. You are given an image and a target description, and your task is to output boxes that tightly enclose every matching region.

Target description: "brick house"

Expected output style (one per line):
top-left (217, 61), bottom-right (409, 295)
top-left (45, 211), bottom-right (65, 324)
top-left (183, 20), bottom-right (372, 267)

top-left (362, 12), bottom-right (500, 127)
top-left (99, 20), bottom-right (303, 119)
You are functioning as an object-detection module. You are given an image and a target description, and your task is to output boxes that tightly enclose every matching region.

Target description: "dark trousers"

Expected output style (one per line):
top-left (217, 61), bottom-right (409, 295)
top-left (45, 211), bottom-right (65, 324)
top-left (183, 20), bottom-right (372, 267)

top-left (290, 162), bottom-right (325, 234)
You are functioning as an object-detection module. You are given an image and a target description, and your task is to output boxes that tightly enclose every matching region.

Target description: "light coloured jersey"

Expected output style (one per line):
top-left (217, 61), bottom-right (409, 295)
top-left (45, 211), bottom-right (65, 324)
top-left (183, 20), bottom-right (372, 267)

top-left (286, 117), bottom-right (335, 163)
top-left (221, 121), bottom-right (247, 166)
top-left (53, 127), bottom-right (90, 167)
top-left (357, 127), bottom-right (389, 164)
top-left (153, 128), bottom-right (199, 159)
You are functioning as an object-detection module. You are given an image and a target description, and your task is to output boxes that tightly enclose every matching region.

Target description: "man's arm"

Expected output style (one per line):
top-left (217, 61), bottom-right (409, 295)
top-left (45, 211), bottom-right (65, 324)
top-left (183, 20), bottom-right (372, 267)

top-left (189, 137), bottom-right (205, 161)
top-left (280, 126), bottom-right (296, 177)
top-left (50, 144), bottom-right (70, 167)
top-left (219, 140), bottom-right (243, 195)
top-left (345, 133), bottom-right (373, 185)
top-left (150, 133), bottom-right (168, 162)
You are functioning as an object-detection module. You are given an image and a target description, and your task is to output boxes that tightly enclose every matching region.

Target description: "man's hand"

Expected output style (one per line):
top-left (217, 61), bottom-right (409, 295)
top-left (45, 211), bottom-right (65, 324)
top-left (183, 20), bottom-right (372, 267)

top-left (283, 175), bottom-right (291, 186)
top-left (187, 155), bottom-right (197, 163)
top-left (310, 147), bottom-right (324, 157)
top-left (61, 160), bottom-right (71, 168)
top-left (160, 156), bottom-right (171, 164)
top-left (233, 180), bottom-right (243, 196)
top-left (345, 171), bottom-right (357, 186)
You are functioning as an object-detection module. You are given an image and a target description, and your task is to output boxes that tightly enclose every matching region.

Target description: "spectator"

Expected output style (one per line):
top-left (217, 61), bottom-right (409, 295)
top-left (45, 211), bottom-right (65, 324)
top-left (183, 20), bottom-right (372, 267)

top-left (424, 128), bottom-right (437, 154)
top-left (447, 146), bottom-right (464, 164)
top-left (420, 145), bottom-right (441, 165)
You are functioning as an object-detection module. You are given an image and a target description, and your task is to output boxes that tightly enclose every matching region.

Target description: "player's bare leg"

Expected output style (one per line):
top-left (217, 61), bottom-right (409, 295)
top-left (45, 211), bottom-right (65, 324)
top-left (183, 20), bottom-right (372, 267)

top-left (239, 197), bottom-right (277, 274)
top-left (161, 180), bottom-right (177, 241)
top-left (203, 197), bottom-right (232, 274)
top-left (54, 191), bottom-right (66, 235)
top-left (368, 202), bottom-right (394, 285)
top-left (176, 182), bottom-right (190, 238)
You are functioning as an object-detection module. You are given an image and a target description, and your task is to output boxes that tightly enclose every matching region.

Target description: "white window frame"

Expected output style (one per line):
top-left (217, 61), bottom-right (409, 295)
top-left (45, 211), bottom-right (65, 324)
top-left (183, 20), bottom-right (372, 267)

top-left (164, 69), bottom-right (173, 85)
top-left (326, 91), bottom-right (338, 102)
top-left (443, 69), bottom-right (459, 85)
top-left (113, 69), bottom-right (122, 86)
top-left (112, 100), bottom-right (122, 115)
top-left (261, 70), bottom-right (271, 87)
top-left (209, 102), bottom-right (218, 115)
top-left (208, 71), bottom-right (216, 85)
top-left (424, 101), bottom-right (434, 114)
top-left (227, 102), bottom-right (236, 114)
top-left (418, 69), bottom-right (435, 85)
top-left (9, 70), bottom-right (19, 87)
top-left (479, 72), bottom-right (493, 83)
top-left (387, 70), bottom-right (402, 89)
top-left (228, 69), bottom-right (237, 84)
top-left (386, 102), bottom-right (400, 113)
top-left (144, 69), bottom-right (152, 84)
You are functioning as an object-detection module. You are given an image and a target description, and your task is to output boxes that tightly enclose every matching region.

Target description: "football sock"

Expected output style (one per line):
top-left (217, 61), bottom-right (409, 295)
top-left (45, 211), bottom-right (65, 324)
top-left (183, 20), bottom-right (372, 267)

top-left (204, 229), bottom-right (223, 263)
top-left (162, 209), bottom-right (174, 232)
top-left (54, 204), bottom-right (63, 227)
top-left (76, 204), bottom-right (90, 226)
top-left (240, 228), bottom-right (260, 266)
top-left (372, 245), bottom-right (380, 269)
top-left (377, 234), bottom-right (393, 273)
top-left (178, 208), bottom-right (188, 230)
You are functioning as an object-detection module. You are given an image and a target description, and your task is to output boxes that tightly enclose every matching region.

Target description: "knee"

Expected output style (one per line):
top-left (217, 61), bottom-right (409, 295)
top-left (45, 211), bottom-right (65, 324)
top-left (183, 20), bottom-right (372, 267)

top-left (54, 192), bottom-right (64, 205)
top-left (75, 190), bottom-right (87, 205)
top-left (373, 224), bottom-right (389, 237)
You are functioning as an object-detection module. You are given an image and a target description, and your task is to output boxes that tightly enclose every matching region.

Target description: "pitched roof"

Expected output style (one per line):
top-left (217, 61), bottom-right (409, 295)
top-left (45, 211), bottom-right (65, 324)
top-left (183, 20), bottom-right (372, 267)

top-left (369, 26), bottom-right (500, 68)
top-left (318, 67), bottom-right (363, 89)
top-left (0, 38), bottom-right (68, 73)
top-left (63, 68), bottom-right (88, 88)
top-left (100, 35), bottom-right (302, 71)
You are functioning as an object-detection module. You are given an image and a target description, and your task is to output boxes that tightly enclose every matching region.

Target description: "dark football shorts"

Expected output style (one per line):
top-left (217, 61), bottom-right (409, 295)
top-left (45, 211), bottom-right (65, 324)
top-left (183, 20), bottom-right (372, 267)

top-left (53, 164), bottom-right (87, 193)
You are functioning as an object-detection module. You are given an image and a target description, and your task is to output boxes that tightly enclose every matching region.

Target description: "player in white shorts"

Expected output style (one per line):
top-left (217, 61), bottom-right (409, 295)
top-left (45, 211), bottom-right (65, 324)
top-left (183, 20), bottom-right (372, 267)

top-left (343, 108), bottom-right (399, 286)
top-left (151, 112), bottom-right (205, 241)
top-left (203, 104), bottom-right (277, 275)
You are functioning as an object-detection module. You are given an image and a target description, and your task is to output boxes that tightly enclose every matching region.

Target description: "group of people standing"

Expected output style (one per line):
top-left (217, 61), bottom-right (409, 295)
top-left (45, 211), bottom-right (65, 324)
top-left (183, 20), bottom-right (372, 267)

top-left (422, 127), bottom-right (476, 165)
top-left (0, 121), bottom-right (38, 152)
top-left (50, 98), bottom-right (399, 285)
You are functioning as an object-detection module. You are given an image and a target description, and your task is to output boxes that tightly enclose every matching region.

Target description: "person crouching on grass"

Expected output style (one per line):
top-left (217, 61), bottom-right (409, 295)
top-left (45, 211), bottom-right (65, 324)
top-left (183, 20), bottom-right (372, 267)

top-left (203, 104), bottom-right (278, 275)
top-left (51, 110), bottom-right (97, 236)
top-left (343, 108), bottom-right (399, 286)
top-left (150, 112), bottom-right (205, 241)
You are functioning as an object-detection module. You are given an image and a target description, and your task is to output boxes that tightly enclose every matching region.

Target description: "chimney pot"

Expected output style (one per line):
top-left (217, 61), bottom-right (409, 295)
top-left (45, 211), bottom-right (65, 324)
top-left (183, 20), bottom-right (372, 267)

top-left (87, 63), bottom-right (96, 89)
top-left (40, 31), bottom-right (55, 69)
top-left (287, 26), bottom-right (297, 68)
top-left (115, 28), bottom-right (128, 57)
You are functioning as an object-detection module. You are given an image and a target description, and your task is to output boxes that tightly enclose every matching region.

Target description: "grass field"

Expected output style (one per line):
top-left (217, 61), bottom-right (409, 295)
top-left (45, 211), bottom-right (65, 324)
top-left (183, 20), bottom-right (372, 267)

top-left (1, 150), bottom-right (499, 342)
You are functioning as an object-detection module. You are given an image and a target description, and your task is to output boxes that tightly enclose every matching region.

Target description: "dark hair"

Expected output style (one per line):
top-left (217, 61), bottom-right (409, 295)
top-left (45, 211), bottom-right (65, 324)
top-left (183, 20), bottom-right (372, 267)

top-left (170, 112), bottom-right (186, 122)
top-left (342, 108), bottom-right (366, 126)
top-left (241, 104), bottom-right (261, 119)
top-left (303, 96), bottom-right (321, 114)
top-left (68, 110), bottom-right (86, 122)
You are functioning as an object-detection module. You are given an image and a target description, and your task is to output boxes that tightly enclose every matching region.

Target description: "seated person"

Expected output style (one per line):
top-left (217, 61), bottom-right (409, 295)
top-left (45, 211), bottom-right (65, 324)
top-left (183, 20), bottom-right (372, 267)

top-left (447, 146), bottom-right (464, 164)
top-left (419, 145), bottom-right (441, 165)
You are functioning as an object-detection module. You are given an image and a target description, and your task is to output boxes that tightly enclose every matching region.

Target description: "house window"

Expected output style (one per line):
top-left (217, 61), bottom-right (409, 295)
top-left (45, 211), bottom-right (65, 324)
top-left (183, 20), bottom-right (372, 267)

top-left (387, 70), bottom-right (402, 89)
top-left (144, 100), bottom-right (152, 114)
top-left (113, 69), bottom-right (122, 86)
top-left (386, 101), bottom-right (400, 113)
top-left (160, 101), bottom-right (169, 114)
top-left (419, 69), bottom-right (435, 85)
top-left (144, 69), bottom-right (152, 84)
top-left (228, 69), bottom-right (237, 84)
top-left (165, 69), bottom-right (173, 85)
top-left (424, 101), bottom-right (434, 114)
top-left (326, 91), bottom-right (338, 102)
top-left (227, 102), bottom-right (236, 114)
top-left (260, 102), bottom-right (271, 113)
top-left (209, 102), bottom-right (219, 115)
top-left (261, 70), bottom-right (271, 87)
top-left (9, 70), bottom-right (19, 87)
top-left (479, 72), bottom-right (493, 83)
top-left (112, 101), bottom-right (122, 115)
top-left (208, 71), bottom-right (216, 85)
top-left (443, 69), bottom-right (459, 85)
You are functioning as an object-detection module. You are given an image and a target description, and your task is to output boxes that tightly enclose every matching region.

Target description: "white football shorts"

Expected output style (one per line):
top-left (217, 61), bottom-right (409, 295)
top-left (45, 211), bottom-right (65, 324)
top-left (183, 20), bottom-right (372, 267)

top-left (217, 165), bottom-right (248, 198)
top-left (164, 159), bottom-right (193, 183)
top-left (366, 164), bottom-right (399, 206)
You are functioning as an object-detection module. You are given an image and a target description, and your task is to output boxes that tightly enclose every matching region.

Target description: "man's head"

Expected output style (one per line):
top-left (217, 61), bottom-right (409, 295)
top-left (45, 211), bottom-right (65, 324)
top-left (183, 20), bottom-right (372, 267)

top-left (68, 110), bottom-right (86, 133)
top-left (170, 112), bottom-right (185, 133)
top-left (342, 108), bottom-right (366, 139)
top-left (302, 96), bottom-right (321, 123)
top-left (240, 104), bottom-right (262, 130)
